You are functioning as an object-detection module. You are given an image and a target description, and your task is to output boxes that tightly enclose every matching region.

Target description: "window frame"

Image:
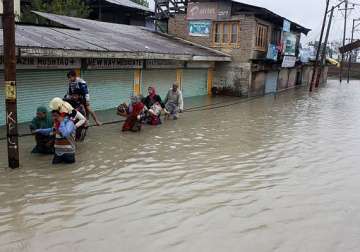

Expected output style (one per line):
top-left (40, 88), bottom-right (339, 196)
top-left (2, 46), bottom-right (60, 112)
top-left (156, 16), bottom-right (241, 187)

top-left (212, 21), bottom-right (241, 48)
top-left (255, 23), bottom-right (269, 51)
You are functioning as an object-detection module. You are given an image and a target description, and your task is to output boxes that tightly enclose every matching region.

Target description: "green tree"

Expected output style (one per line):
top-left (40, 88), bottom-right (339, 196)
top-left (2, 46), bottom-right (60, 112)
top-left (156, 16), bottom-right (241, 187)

top-left (21, 0), bottom-right (90, 23)
top-left (131, 0), bottom-right (149, 8)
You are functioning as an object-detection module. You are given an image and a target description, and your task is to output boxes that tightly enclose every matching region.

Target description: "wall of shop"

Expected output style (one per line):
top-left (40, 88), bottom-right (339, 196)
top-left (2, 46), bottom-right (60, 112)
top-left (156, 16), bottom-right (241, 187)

top-left (213, 61), bottom-right (251, 96)
top-left (0, 57), bottom-right (214, 125)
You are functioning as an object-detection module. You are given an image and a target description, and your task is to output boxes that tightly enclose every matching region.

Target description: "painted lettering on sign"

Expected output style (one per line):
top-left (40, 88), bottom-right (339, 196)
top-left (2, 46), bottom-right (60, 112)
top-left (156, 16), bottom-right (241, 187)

top-left (146, 59), bottom-right (184, 69)
top-left (187, 2), bottom-right (218, 20)
top-left (0, 57), bottom-right (81, 69)
top-left (187, 2), bottom-right (231, 20)
top-left (86, 58), bottom-right (143, 69)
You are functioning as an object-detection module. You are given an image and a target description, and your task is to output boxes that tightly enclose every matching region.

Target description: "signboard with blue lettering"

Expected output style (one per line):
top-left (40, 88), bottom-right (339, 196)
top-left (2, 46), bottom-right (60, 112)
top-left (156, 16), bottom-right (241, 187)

top-left (189, 21), bottom-right (211, 37)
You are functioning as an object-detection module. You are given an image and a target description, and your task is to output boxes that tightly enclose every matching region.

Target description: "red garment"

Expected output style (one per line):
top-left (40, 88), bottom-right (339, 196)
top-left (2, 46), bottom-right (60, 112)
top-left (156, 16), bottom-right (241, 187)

top-left (122, 102), bottom-right (144, 132)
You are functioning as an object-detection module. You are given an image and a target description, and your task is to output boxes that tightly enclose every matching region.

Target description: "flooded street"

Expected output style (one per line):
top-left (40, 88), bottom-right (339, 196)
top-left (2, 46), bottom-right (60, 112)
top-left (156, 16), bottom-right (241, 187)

top-left (1, 80), bottom-right (360, 252)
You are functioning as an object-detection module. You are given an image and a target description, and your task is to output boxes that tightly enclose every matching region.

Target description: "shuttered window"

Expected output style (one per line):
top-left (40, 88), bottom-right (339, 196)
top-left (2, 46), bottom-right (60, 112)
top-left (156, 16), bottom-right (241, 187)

top-left (255, 23), bottom-right (269, 51)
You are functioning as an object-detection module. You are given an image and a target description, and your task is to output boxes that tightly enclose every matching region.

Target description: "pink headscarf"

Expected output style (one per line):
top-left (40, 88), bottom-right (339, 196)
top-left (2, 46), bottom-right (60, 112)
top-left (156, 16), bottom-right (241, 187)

top-left (148, 86), bottom-right (156, 99)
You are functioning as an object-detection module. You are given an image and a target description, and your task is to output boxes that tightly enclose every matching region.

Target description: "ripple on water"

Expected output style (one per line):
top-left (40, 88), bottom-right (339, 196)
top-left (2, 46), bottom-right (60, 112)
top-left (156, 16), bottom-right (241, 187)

top-left (1, 81), bottom-right (360, 251)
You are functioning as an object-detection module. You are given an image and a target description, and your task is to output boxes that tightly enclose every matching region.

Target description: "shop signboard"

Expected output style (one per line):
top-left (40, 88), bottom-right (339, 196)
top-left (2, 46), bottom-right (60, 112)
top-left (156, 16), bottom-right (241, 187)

top-left (282, 55), bottom-right (296, 68)
top-left (266, 44), bottom-right (278, 61)
top-left (189, 21), bottom-right (211, 37)
top-left (283, 20), bottom-right (291, 32)
top-left (0, 56), bottom-right (81, 69)
top-left (283, 32), bottom-right (297, 56)
top-left (187, 2), bottom-right (231, 20)
top-left (146, 59), bottom-right (184, 69)
top-left (86, 58), bottom-right (143, 69)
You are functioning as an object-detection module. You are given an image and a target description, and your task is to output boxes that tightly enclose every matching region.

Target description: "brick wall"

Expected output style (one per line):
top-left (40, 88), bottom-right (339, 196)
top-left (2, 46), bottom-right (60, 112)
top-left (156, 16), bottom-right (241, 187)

top-left (213, 61), bottom-right (252, 96)
top-left (168, 14), bottom-right (257, 63)
top-left (168, 14), bottom-right (258, 96)
top-left (168, 14), bottom-right (212, 47)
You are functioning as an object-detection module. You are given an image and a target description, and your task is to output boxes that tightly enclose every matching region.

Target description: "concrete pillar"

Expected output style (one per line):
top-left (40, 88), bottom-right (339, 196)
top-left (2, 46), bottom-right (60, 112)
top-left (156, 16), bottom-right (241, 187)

top-left (134, 69), bottom-right (141, 95)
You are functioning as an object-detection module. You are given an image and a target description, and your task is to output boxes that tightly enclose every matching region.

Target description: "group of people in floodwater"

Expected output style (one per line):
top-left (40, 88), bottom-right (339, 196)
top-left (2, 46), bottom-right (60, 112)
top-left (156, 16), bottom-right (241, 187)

top-left (30, 70), bottom-right (184, 165)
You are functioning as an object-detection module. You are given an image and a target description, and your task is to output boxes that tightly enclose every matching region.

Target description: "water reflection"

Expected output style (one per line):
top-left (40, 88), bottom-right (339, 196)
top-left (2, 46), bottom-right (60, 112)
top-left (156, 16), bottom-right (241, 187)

top-left (1, 80), bottom-right (360, 251)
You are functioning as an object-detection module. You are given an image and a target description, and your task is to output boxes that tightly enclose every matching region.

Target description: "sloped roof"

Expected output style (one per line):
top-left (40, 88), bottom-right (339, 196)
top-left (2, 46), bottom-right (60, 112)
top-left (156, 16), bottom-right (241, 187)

top-left (231, 1), bottom-right (310, 35)
top-left (0, 12), bottom-right (231, 61)
top-left (105, 0), bottom-right (152, 12)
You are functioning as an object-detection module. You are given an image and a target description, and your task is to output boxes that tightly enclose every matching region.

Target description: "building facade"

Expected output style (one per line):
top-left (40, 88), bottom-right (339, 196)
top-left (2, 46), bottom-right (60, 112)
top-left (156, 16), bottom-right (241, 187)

top-left (0, 12), bottom-right (230, 125)
top-left (166, 0), bottom-right (312, 96)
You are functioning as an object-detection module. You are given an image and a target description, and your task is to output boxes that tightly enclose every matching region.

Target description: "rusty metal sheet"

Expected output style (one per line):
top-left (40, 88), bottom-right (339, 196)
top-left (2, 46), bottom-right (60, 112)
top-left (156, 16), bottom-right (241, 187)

top-left (28, 12), bottom-right (227, 57)
top-left (0, 12), bottom-right (229, 61)
top-left (339, 40), bottom-right (360, 54)
top-left (105, 0), bottom-right (152, 12)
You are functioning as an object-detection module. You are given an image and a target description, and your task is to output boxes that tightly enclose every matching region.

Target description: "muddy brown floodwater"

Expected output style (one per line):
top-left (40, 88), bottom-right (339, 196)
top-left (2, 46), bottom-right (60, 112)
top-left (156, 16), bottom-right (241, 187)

top-left (1, 80), bottom-right (360, 252)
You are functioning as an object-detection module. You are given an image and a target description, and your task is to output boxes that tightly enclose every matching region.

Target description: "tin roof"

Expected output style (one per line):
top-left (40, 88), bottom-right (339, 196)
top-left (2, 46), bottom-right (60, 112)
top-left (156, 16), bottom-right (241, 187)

top-left (0, 12), bottom-right (231, 61)
top-left (105, 0), bottom-right (152, 12)
top-left (231, 1), bottom-right (310, 35)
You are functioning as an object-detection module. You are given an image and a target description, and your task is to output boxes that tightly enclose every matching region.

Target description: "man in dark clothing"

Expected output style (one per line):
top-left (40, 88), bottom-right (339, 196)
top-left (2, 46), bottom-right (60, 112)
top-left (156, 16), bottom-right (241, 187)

top-left (65, 70), bottom-right (102, 126)
top-left (29, 106), bottom-right (54, 154)
top-left (142, 86), bottom-right (165, 125)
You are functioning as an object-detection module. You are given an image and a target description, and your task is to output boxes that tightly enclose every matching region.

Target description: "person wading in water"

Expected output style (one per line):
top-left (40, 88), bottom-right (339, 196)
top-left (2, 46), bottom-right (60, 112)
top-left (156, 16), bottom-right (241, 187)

top-left (35, 110), bottom-right (77, 164)
top-left (143, 86), bottom-right (165, 125)
top-left (65, 70), bottom-right (102, 126)
top-left (29, 106), bottom-right (54, 154)
top-left (164, 82), bottom-right (184, 120)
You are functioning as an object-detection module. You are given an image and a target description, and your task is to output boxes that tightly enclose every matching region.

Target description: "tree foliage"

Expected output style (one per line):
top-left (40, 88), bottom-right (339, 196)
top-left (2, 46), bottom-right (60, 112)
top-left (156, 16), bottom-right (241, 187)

top-left (21, 0), bottom-right (90, 23)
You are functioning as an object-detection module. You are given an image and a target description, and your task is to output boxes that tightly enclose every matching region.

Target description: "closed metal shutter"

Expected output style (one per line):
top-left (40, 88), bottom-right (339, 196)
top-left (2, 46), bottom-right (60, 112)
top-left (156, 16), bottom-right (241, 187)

top-left (82, 70), bottom-right (134, 111)
top-left (265, 71), bottom-right (278, 94)
top-left (1, 70), bottom-right (69, 125)
top-left (142, 70), bottom-right (176, 100)
top-left (182, 69), bottom-right (208, 98)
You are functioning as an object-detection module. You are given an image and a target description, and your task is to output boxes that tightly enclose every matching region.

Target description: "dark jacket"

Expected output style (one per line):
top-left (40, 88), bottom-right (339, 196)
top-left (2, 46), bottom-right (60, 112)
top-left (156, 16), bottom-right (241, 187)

top-left (143, 95), bottom-right (165, 109)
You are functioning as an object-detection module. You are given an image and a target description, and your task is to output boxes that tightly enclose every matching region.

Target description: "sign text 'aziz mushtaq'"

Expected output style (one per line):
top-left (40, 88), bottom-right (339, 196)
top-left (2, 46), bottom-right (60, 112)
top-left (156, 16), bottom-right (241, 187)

top-left (0, 56), bottom-right (81, 69)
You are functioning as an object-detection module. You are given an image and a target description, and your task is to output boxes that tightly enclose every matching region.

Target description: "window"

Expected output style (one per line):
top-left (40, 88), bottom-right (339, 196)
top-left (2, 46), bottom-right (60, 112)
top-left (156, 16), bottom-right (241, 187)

top-left (212, 21), bottom-right (240, 47)
top-left (271, 29), bottom-right (282, 45)
top-left (255, 23), bottom-right (269, 51)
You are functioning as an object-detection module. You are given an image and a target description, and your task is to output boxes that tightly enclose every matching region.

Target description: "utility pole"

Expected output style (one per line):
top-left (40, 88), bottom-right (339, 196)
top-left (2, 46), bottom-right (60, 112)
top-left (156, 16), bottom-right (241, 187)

top-left (98, 0), bottom-right (102, 21)
top-left (310, 0), bottom-right (330, 92)
top-left (316, 6), bottom-right (334, 88)
top-left (3, 0), bottom-right (20, 168)
top-left (340, 0), bottom-right (348, 82)
top-left (347, 19), bottom-right (360, 83)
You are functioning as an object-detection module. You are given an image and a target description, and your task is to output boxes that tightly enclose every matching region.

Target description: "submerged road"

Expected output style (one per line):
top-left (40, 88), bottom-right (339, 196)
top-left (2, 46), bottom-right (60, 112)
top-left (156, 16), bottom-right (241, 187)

top-left (1, 80), bottom-right (360, 252)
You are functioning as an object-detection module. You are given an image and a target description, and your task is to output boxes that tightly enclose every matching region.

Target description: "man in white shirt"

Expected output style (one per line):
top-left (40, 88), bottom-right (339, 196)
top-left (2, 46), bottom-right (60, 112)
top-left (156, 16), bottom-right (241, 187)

top-left (164, 83), bottom-right (184, 120)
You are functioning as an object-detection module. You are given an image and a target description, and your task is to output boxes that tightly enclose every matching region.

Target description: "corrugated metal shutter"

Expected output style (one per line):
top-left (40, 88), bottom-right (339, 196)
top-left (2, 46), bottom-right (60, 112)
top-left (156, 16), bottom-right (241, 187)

top-left (142, 70), bottom-right (176, 100)
top-left (265, 71), bottom-right (278, 94)
top-left (182, 69), bottom-right (208, 97)
top-left (1, 70), bottom-right (69, 125)
top-left (82, 70), bottom-right (134, 111)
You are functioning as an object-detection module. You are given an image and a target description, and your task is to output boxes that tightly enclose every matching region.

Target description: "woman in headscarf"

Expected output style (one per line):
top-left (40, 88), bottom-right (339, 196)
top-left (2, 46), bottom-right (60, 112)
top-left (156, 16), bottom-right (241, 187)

top-left (122, 95), bottom-right (145, 132)
top-left (30, 106), bottom-right (54, 154)
top-left (49, 97), bottom-right (87, 141)
top-left (142, 86), bottom-right (165, 125)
